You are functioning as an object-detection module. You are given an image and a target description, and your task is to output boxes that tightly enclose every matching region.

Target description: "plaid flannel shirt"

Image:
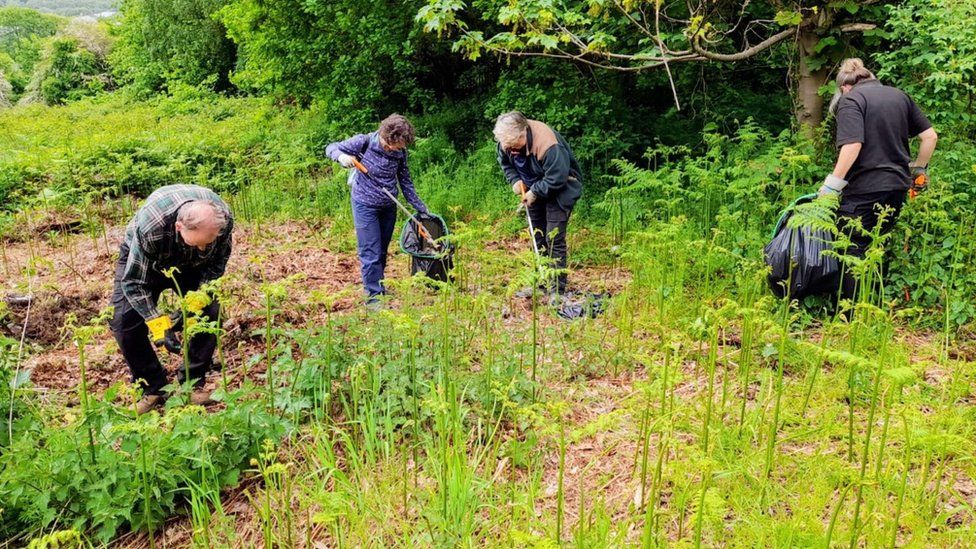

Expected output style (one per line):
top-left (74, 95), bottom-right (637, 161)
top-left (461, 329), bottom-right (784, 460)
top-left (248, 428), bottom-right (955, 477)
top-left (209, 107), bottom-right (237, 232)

top-left (119, 184), bottom-right (234, 321)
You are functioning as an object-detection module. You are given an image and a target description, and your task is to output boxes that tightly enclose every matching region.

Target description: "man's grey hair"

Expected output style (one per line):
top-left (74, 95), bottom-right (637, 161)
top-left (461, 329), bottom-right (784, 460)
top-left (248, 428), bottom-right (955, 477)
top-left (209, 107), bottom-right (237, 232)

top-left (177, 200), bottom-right (227, 232)
top-left (493, 111), bottom-right (529, 148)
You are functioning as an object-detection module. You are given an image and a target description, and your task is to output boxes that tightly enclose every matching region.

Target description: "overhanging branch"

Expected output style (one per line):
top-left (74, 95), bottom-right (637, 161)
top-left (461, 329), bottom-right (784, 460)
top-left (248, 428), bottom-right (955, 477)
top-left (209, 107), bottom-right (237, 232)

top-left (690, 27), bottom-right (796, 62)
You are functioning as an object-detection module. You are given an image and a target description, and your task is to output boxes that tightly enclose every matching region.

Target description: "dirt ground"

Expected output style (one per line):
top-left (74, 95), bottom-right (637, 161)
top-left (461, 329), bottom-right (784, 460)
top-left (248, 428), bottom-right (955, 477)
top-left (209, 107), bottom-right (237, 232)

top-left (7, 221), bottom-right (968, 547)
top-left (1, 219), bottom-right (634, 547)
top-left (1, 220), bottom-right (628, 398)
top-left (2, 222), bottom-right (373, 394)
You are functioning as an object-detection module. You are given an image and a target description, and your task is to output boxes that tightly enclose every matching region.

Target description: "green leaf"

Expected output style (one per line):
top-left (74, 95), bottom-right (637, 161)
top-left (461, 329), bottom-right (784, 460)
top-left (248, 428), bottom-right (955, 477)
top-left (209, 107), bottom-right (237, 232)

top-left (774, 10), bottom-right (802, 27)
top-left (882, 366), bottom-right (917, 387)
top-left (814, 36), bottom-right (838, 54)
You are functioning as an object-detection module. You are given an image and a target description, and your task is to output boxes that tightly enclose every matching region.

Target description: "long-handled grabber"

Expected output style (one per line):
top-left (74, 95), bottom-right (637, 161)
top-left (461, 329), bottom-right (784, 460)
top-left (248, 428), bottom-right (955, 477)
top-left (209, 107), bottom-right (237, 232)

top-left (517, 188), bottom-right (545, 276)
top-left (351, 158), bottom-right (441, 251)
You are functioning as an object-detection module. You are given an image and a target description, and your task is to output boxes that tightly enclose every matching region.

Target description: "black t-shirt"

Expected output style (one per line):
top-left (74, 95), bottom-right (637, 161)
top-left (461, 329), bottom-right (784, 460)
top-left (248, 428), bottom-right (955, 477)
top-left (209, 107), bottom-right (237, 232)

top-left (835, 80), bottom-right (932, 196)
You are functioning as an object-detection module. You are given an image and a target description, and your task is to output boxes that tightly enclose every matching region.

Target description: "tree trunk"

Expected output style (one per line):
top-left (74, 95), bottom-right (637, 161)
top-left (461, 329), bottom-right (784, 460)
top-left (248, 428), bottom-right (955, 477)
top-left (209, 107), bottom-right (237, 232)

top-left (796, 28), bottom-right (829, 134)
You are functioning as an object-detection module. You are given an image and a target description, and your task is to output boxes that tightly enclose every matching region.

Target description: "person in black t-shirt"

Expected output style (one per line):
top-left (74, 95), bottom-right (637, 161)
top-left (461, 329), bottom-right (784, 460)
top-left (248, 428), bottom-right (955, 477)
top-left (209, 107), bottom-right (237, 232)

top-left (819, 58), bottom-right (938, 300)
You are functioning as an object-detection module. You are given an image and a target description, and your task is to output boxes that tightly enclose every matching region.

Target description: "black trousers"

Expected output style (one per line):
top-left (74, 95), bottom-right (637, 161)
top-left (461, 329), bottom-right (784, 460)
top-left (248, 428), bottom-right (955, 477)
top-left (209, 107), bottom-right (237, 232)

top-left (110, 244), bottom-right (220, 395)
top-left (527, 198), bottom-right (572, 293)
top-left (836, 189), bottom-right (907, 300)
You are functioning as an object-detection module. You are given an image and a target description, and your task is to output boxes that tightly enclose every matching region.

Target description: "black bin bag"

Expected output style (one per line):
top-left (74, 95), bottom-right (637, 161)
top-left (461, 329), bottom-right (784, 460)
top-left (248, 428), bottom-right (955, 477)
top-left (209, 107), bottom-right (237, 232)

top-left (764, 194), bottom-right (840, 299)
top-left (399, 213), bottom-right (454, 283)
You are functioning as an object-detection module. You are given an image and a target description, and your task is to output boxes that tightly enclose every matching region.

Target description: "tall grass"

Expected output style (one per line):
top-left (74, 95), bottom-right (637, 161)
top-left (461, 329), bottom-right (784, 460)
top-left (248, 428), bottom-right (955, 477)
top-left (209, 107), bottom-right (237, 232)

top-left (1, 106), bottom-right (974, 546)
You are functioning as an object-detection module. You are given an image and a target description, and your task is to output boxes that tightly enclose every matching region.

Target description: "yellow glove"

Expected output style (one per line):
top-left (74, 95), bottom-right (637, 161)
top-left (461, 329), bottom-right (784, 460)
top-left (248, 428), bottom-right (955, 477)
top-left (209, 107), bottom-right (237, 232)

top-left (146, 315), bottom-right (181, 354)
top-left (146, 315), bottom-right (174, 342)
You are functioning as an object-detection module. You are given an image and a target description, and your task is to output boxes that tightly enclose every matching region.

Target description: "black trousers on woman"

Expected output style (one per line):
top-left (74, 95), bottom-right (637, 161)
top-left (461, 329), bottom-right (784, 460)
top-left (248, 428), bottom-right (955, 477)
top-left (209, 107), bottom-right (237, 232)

top-left (836, 189), bottom-right (908, 300)
top-left (527, 197), bottom-right (572, 293)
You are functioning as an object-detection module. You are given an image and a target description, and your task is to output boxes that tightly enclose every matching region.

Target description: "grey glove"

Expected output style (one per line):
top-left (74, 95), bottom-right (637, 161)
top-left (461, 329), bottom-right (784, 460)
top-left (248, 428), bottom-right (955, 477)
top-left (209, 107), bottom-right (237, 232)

top-left (818, 174), bottom-right (847, 196)
top-left (512, 181), bottom-right (527, 195)
top-left (337, 154), bottom-right (356, 169)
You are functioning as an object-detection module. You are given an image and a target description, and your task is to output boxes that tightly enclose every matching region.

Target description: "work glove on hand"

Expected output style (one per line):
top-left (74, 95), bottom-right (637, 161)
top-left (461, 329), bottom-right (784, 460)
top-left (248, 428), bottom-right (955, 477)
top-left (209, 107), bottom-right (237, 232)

top-left (168, 310), bottom-right (183, 333)
top-left (909, 165), bottom-right (928, 198)
top-left (521, 190), bottom-right (537, 207)
top-left (337, 154), bottom-right (356, 169)
top-left (818, 174), bottom-right (847, 197)
top-left (146, 315), bottom-right (182, 354)
top-left (512, 181), bottom-right (527, 195)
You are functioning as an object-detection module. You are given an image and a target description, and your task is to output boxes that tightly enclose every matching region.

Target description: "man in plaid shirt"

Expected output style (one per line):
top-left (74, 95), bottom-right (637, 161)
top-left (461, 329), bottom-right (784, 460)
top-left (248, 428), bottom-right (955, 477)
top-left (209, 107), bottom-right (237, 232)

top-left (109, 184), bottom-right (233, 414)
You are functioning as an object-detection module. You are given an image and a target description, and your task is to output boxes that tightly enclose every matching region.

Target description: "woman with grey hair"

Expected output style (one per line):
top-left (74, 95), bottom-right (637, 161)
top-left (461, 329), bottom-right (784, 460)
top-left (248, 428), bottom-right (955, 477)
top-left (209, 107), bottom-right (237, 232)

top-left (820, 58), bottom-right (938, 299)
top-left (494, 111), bottom-right (583, 295)
top-left (326, 114), bottom-right (431, 307)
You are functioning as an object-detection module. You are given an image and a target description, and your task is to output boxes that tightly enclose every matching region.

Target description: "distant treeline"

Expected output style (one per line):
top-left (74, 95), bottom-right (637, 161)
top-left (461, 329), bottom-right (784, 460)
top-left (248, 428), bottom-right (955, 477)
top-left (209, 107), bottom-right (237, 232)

top-left (0, 0), bottom-right (116, 17)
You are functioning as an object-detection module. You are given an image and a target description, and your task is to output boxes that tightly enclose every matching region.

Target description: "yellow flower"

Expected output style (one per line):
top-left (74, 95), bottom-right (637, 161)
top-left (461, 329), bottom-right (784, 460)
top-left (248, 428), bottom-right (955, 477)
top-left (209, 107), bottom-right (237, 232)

top-left (183, 291), bottom-right (211, 314)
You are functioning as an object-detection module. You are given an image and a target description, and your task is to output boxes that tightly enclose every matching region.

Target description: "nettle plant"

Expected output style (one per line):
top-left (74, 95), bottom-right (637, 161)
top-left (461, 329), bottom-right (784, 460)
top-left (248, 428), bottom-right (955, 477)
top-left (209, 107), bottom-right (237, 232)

top-left (0, 375), bottom-right (284, 544)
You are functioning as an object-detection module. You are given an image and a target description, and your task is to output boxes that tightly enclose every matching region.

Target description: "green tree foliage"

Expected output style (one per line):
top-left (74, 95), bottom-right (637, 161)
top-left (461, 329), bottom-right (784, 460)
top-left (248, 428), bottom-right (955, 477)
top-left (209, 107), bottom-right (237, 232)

top-left (110, 0), bottom-right (235, 93)
top-left (217, 0), bottom-right (449, 126)
top-left (0, 6), bottom-right (61, 96)
top-left (417, 0), bottom-right (797, 71)
top-left (0, 6), bottom-right (59, 47)
top-left (19, 20), bottom-right (112, 105)
top-left (876, 0), bottom-right (976, 137)
top-left (417, 0), bottom-right (892, 127)
top-left (34, 37), bottom-right (103, 103)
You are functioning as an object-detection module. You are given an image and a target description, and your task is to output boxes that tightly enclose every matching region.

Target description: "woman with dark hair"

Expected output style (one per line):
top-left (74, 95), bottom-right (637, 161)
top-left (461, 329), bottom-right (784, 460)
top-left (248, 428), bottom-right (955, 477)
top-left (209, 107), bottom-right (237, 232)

top-left (326, 114), bottom-right (431, 306)
top-left (820, 58), bottom-right (938, 300)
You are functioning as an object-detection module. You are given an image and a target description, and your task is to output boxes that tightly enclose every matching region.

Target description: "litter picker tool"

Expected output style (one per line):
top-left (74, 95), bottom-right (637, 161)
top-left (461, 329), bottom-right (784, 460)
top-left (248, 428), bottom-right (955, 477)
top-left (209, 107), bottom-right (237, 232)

top-left (352, 158), bottom-right (440, 251)
top-left (517, 188), bottom-right (545, 278)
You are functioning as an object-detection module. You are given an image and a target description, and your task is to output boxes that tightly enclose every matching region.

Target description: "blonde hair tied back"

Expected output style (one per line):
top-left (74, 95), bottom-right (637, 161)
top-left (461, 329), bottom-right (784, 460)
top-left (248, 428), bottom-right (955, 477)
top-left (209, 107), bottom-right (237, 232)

top-left (829, 58), bottom-right (878, 115)
top-left (835, 58), bottom-right (875, 88)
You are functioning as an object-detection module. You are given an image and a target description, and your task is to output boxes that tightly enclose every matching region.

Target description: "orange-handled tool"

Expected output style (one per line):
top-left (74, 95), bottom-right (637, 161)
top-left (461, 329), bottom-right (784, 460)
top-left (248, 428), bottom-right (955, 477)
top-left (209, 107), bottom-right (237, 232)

top-left (909, 172), bottom-right (928, 200)
top-left (351, 158), bottom-right (440, 249)
top-left (908, 165), bottom-right (928, 200)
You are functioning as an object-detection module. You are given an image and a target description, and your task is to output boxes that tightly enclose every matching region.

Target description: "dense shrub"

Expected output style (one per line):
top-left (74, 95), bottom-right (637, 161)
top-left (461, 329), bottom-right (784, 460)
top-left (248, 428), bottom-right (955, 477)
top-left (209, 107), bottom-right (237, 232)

top-left (0, 391), bottom-right (283, 543)
top-left (0, 6), bottom-right (62, 100)
top-left (109, 0), bottom-right (235, 93)
top-left (876, 0), bottom-right (976, 138)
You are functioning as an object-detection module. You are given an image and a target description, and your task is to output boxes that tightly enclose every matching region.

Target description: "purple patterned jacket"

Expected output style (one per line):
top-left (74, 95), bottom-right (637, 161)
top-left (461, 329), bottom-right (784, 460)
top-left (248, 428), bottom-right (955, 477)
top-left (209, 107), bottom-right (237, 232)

top-left (325, 132), bottom-right (428, 214)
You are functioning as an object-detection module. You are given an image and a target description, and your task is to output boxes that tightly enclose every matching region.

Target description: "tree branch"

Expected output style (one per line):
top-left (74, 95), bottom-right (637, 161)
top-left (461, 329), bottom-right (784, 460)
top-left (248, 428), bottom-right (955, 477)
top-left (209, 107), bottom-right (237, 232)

top-left (839, 23), bottom-right (877, 33)
top-left (471, 35), bottom-right (705, 72)
top-left (690, 27), bottom-right (795, 62)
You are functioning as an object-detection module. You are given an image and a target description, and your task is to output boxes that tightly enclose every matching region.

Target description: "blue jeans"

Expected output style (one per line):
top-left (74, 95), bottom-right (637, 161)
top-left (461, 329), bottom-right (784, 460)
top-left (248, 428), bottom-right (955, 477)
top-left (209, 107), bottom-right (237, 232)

top-left (352, 199), bottom-right (398, 297)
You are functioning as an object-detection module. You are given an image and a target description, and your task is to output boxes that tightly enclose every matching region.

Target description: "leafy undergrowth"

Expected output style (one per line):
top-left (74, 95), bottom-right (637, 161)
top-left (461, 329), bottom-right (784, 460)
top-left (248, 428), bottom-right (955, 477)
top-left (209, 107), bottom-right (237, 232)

top-left (1, 100), bottom-right (974, 547)
top-left (1, 210), bottom-right (974, 547)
